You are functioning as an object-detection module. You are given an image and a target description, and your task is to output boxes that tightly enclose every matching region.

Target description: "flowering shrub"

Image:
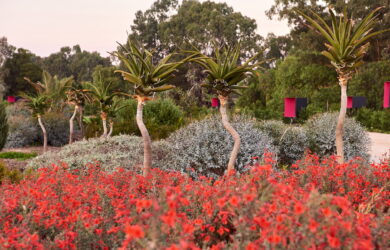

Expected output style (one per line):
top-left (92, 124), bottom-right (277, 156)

top-left (1, 155), bottom-right (388, 249)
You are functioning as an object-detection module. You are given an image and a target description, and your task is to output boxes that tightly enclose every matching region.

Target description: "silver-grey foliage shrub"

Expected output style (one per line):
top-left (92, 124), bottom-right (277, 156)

top-left (28, 135), bottom-right (143, 172)
top-left (5, 103), bottom-right (39, 148)
top-left (27, 135), bottom-right (169, 173)
top-left (257, 120), bottom-right (308, 166)
top-left (38, 112), bottom-right (72, 147)
top-left (278, 127), bottom-right (308, 166)
top-left (0, 102), bottom-right (9, 150)
top-left (5, 103), bottom-right (77, 148)
top-left (305, 112), bottom-right (370, 160)
top-left (161, 116), bottom-right (277, 178)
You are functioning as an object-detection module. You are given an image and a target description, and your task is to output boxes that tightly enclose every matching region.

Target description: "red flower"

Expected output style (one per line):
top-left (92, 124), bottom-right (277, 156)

top-left (327, 234), bottom-right (340, 248)
top-left (268, 234), bottom-right (282, 244)
top-left (124, 224), bottom-right (145, 239)
top-left (229, 196), bottom-right (240, 207)
top-left (322, 207), bottom-right (333, 217)
top-left (294, 202), bottom-right (305, 215)
top-left (309, 219), bottom-right (319, 233)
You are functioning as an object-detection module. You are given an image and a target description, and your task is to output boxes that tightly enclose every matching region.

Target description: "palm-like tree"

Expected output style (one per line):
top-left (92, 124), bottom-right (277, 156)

top-left (106, 99), bottom-right (129, 137)
top-left (22, 94), bottom-right (50, 152)
top-left (296, 7), bottom-right (390, 163)
top-left (66, 86), bottom-right (90, 143)
top-left (24, 71), bottom-right (73, 111)
top-left (114, 40), bottom-right (194, 176)
top-left (188, 44), bottom-right (262, 173)
top-left (84, 76), bottom-right (117, 138)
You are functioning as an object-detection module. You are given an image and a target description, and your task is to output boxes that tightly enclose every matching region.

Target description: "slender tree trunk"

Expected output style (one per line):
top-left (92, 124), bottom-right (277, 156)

top-left (78, 106), bottom-right (85, 139)
top-left (336, 77), bottom-right (348, 164)
top-left (136, 96), bottom-right (152, 177)
top-left (108, 121), bottom-right (114, 137)
top-left (37, 114), bottom-right (47, 153)
top-left (101, 112), bottom-right (108, 138)
top-left (69, 105), bottom-right (78, 144)
top-left (219, 95), bottom-right (241, 173)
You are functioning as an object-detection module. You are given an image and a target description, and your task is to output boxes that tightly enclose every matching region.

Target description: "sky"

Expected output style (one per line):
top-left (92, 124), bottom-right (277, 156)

top-left (0, 0), bottom-right (290, 57)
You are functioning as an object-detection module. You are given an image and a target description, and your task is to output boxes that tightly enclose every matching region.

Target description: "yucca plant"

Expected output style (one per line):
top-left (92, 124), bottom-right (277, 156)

top-left (296, 7), bottom-right (390, 163)
top-left (24, 71), bottom-right (73, 112)
top-left (84, 76), bottom-right (117, 138)
top-left (114, 40), bottom-right (195, 176)
top-left (187, 43), bottom-right (262, 173)
top-left (22, 94), bottom-right (50, 152)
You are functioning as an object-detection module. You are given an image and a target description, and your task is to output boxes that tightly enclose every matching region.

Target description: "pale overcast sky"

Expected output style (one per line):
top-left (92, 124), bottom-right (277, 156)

top-left (0, 0), bottom-right (290, 57)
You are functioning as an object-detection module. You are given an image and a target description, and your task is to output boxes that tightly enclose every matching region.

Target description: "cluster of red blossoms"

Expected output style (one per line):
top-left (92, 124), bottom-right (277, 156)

top-left (0, 154), bottom-right (388, 249)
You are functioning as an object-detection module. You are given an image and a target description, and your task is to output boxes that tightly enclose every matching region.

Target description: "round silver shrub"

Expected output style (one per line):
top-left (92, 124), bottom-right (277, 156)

top-left (0, 102), bottom-right (9, 150)
top-left (28, 135), bottom-right (143, 172)
top-left (305, 112), bottom-right (370, 160)
top-left (37, 112), bottom-right (72, 147)
top-left (5, 103), bottom-right (39, 148)
top-left (161, 116), bottom-right (277, 178)
top-left (278, 127), bottom-right (308, 166)
top-left (257, 120), bottom-right (308, 166)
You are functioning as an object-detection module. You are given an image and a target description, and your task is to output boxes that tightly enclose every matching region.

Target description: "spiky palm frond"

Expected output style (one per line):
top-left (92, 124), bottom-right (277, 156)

top-left (21, 94), bottom-right (50, 117)
top-left (113, 40), bottom-right (196, 97)
top-left (186, 43), bottom-right (263, 96)
top-left (295, 7), bottom-right (390, 78)
top-left (83, 75), bottom-right (118, 114)
top-left (24, 71), bottom-right (74, 109)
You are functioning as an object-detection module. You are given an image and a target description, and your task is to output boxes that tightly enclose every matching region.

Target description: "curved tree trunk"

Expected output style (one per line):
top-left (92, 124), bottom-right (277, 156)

top-left (101, 112), bottom-right (108, 138)
top-left (136, 96), bottom-right (152, 177)
top-left (108, 121), bottom-right (114, 137)
top-left (336, 77), bottom-right (348, 164)
top-left (219, 95), bottom-right (241, 173)
top-left (69, 105), bottom-right (78, 144)
top-left (37, 114), bottom-right (48, 153)
top-left (78, 106), bottom-right (85, 139)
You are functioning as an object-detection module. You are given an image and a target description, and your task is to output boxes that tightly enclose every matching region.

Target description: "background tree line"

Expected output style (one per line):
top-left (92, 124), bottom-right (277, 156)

top-left (1, 0), bottom-right (389, 131)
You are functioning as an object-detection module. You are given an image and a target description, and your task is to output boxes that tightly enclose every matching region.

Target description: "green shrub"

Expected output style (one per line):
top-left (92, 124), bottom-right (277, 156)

top-left (27, 135), bottom-right (169, 173)
top-left (0, 152), bottom-right (37, 161)
top-left (86, 98), bottom-right (185, 140)
top-left (161, 116), bottom-right (277, 178)
top-left (0, 160), bottom-right (22, 184)
top-left (0, 102), bottom-right (8, 150)
top-left (355, 108), bottom-right (390, 133)
top-left (305, 112), bottom-right (370, 160)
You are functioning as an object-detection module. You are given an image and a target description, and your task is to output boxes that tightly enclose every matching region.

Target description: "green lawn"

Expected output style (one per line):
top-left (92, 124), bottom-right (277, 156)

top-left (0, 152), bottom-right (38, 161)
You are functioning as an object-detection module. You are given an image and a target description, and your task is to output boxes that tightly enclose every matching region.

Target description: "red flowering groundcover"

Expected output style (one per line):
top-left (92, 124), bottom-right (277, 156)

top-left (0, 155), bottom-right (388, 249)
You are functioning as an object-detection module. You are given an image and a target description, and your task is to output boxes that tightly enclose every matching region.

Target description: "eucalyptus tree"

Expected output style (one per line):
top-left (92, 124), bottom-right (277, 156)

top-left (296, 7), bottom-right (390, 163)
top-left (114, 40), bottom-right (194, 176)
top-left (188, 44), bottom-right (262, 173)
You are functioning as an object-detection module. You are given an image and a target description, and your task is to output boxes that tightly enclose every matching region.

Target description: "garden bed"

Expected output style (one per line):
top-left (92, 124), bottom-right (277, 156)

top-left (0, 155), bottom-right (388, 249)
